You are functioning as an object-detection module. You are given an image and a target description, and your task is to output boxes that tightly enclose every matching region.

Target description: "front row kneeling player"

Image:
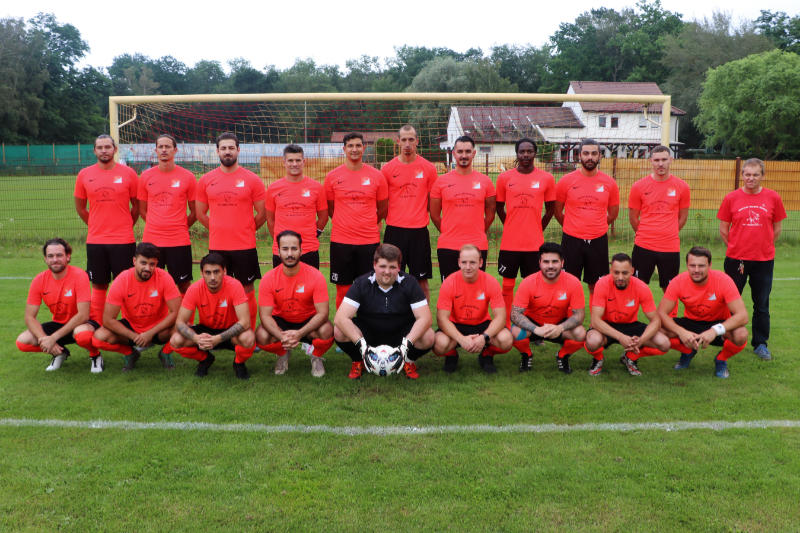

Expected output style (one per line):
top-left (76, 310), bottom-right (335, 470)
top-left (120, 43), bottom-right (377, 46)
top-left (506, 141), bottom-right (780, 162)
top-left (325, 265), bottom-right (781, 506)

top-left (333, 243), bottom-right (435, 380)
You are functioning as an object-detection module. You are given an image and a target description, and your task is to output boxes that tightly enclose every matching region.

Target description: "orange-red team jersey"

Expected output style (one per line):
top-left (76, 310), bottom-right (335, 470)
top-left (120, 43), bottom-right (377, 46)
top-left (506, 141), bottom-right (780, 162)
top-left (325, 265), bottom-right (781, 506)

top-left (196, 167), bottom-right (266, 250)
top-left (430, 171), bottom-right (496, 250)
top-left (438, 270), bottom-right (505, 326)
top-left (181, 275), bottom-right (248, 330)
top-left (591, 274), bottom-right (656, 324)
top-left (138, 165), bottom-right (197, 247)
top-left (628, 174), bottom-right (690, 252)
top-left (381, 156), bottom-right (438, 228)
top-left (664, 270), bottom-right (741, 322)
top-left (107, 267), bottom-right (181, 333)
top-left (512, 271), bottom-right (585, 325)
top-left (27, 265), bottom-right (91, 324)
top-left (496, 168), bottom-right (556, 251)
top-left (259, 262), bottom-right (329, 323)
top-left (266, 177), bottom-right (326, 255)
top-left (324, 164), bottom-right (388, 244)
top-left (717, 188), bottom-right (786, 261)
top-left (555, 170), bottom-right (619, 240)
top-left (74, 163), bottom-right (139, 244)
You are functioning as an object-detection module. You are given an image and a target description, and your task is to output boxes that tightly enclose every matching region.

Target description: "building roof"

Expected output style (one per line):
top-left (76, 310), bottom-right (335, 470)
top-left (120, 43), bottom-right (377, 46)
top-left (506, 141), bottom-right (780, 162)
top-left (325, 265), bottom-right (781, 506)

top-left (330, 131), bottom-right (397, 143)
top-left (568, 81), bottom-right (686, 115)
top-left (454, 106), bottom-right (583, 143)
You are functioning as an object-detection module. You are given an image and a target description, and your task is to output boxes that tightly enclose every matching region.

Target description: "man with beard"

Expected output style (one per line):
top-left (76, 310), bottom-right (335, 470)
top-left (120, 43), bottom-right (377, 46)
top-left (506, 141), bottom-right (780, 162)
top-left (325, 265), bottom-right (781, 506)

top-left (91, 242), bottom-right (182, 372)
top-left (74, 134), bottom-right (139, 324)
top-left (196, 132), bottom-right (266, 330)
top-left (510, 242), bottom-right (586, 374)
top-left (583, 253), bottom-right (670, 376)
top-left (554, 138), bottom-right (619, 294)
top-left (16, 238), bottom-right (100, 371)
top-left (256, 231), bottom-right (334, 377)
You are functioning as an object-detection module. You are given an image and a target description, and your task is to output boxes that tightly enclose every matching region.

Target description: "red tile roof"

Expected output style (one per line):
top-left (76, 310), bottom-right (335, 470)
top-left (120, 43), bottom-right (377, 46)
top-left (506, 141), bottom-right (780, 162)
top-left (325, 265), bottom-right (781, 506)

top-left (454, 106), bottom-right (583, 142)
top-left (569, 81), bottom-right (686, 115)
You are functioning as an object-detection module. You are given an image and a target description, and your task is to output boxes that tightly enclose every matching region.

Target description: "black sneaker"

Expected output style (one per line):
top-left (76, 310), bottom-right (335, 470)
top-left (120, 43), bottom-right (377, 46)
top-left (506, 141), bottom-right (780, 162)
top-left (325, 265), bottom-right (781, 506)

top-left (443, 355), bottom-right (459, 373)
top-left (233, 361), bottom-right (250, 380)
top-left (157, 349), bottom-right (175, 370)
top-left (122, 350), bottom-right (141, 372)
top-left (195, 352), bottom-right (215, 377)
top-left (556, 355), bottom-right (572, 374)
top-left (588, 357), bottom-right (603, 376)
top-left (478, 355), bottom-right (497, 374)
top-left (519, 353), bottom-right (532, 372)
top-left (620, 355), bottom-right (642, 376)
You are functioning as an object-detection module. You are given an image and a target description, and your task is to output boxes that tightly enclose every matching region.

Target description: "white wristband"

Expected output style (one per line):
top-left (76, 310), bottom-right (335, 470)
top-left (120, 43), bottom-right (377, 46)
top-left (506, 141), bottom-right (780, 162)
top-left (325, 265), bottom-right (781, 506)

top-left (712, 323), bottom-right (726, 336)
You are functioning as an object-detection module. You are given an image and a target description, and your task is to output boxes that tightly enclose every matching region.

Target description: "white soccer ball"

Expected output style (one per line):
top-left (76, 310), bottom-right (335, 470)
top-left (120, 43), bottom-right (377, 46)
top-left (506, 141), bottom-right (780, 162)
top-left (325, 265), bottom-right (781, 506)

top-left (363, 344), bottom-right (404, 376)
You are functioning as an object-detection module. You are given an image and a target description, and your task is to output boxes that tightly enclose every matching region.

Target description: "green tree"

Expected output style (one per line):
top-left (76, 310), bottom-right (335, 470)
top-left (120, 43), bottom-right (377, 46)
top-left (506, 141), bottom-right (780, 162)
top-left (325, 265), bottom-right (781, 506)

top-left (756, 10), bottom-right (800, 54)
top-left (0, 17), bottom-right (47, 141)
top-left (226, 58), bottom-right (278, 93)
top-left (489, 44), bottom-right (550, 93)
top-left (185, 60), bottom-right (228, 94)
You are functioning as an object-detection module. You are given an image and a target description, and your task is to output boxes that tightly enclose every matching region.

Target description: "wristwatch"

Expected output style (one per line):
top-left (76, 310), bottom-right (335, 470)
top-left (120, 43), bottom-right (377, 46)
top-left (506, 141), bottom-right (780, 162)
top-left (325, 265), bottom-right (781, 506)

top-left (482, 333), bottom-right (491, 345)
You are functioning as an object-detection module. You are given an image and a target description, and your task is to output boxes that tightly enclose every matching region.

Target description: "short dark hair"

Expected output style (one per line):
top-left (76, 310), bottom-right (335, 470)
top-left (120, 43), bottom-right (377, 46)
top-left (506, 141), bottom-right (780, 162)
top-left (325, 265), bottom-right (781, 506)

top-left (611, 252), bottom-right (632, 265)
top-left (276, 229), bottom-right (302, 248)
top-left (201, 252), bottom-right (227, 270)
top-left (515, 137), bottom-right (538, 155)
top-left (454, 135), bottom-right (475, 148)
top-left (95, 134), bottom-right (116, 148)
top-left (686, 246), bottom-right (712, 264)
top-left (578, 138), bottom-right (600, 152)
top-left (43, 238), bottom-right (71, 256)
top-left (538, 242), bottom-right (563, 259)
top-left (156, 134), bottom-right (177, 148)
top-left (374, 243), bottom-right (402, 265)
top-left (135, 242), bottom-right (160, 260)
top-left (650, 145), bottom-right (670, 155)
top-left (216, 132), bottom-right (239, 148)
top-left (342, 132), bottom-right (364, 146)
top-left (283, 144), bottom-right (304, 156)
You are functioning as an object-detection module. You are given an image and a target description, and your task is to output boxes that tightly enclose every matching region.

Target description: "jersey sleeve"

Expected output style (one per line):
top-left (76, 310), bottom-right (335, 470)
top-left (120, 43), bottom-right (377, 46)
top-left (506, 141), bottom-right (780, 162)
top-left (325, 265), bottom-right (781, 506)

top-left (26, 274), bottom-right (44, 306)
top-left (186, 173), bottom-right (197, 202)
top-left (663, 277), bottom-right (680, 303)
top-left (181, 283), bottom-right (199, 311)
top-left (251, 175), bottom-right (266, 202)
top-left (679, 180), bottom-right (690, 209)
top-left (716, 194), bottom-right (732, 222)
top-left (258, 275), bottom-right (276, 309)
top-left (773, 193), bottom-right (787, 222)
top-left (608, 178), bottom-right (620, 207)
top-left (265, 187), bottom-right (276, 211)
top-left (195, 177), bottom-right (208, 205)
top-left (137, 173), bottom-right (149, 201)
top-left (106, 274), bottom-right (126, 307)
top-left (161, 274), bottom-right (181, 301)
top-left (512, 277), bottom-right (532, 309)
top-left (75, 268), bottom-right (91, 303)
top-left (720, 274), bottom-right (743, 305)
top-left (343, 278), bottom-right (363, 307)
top-left (408, 279), bottom-right (427, 308)
top-left (628, 181), bottom-right (642, 210)
top-left (127, 168), bottom-right (139, 199)
top-left (637, 281), bottom-right (656, 313)
top-left (312, 271), bottom-right (329, 304)
top-left (376, 172), bottom-right (389, 201)
top-left (230, 279), bottom-right (249, 306)
top-left (425, 164), bottom-right (438, 192)
top-left (437, 276), bottom-right (455, 311)
top-left (429, 179), bottom-right (442, 199)
top-left (484, 175), bottom-right (496, 197)
top-left (555, 175), bottom-right (569, 203)
top-left (487, 276), bottom-right (504, 309)
top-left (74, 173), bottom-right (87, 199)
top-left (314, 182), bottom-right (327, 210)
top-left (543, 174), bottom-right (556, 202)
top-left (324, 173), bottom-right (335, 201)
top-left (568, 277), bottom-right (586, 311)
top-left (495, 174), bottom-right (508, 202)
top-left (591, 277), bottom-right (609, 308)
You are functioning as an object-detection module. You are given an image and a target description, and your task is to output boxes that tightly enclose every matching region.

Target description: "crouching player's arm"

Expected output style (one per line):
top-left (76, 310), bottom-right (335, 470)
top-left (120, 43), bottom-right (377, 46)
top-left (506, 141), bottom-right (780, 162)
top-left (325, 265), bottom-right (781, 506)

top-left (696, 298), bottom-right (748, 349)
top-left (437, 308), bottom-right (481, 352)
top-left (197, 302), bottom-right (250, 351)
top-left (657, 297), bottom-right (697, 350)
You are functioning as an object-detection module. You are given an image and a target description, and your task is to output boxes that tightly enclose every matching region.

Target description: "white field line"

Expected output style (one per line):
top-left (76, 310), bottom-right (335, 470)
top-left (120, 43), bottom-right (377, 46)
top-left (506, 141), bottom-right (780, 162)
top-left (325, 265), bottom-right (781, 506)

top-left (0, 418), bottom-right (798, 436)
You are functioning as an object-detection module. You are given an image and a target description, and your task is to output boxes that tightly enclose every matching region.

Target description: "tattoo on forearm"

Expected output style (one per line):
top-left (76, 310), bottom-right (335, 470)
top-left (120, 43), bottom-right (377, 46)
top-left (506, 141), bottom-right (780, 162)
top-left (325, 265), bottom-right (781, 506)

top-left (218, 323), bottom-right (245, 343)
top-left (511, 306), bottom-right (537, 333)
top-left (560, 310), bottom-right (582, 331)
top-left (178, 323), bottom-right (195, 341)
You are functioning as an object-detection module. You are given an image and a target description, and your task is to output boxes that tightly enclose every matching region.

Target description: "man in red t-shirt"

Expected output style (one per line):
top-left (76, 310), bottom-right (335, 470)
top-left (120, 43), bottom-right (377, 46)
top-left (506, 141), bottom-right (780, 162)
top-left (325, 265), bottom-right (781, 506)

top-left (584, 253), bottom-right (670, 376)
top-left (16, 238), bottom-right (99, 371)
top-left (718, 158), bottom-right (786, 360)
top-left (381, 125), bottom-right (438, 300)
top-left (138, 134), bottom-right (197, 293)
top-left (657, 247), bottom-right (749, 378)
top-left (430, 135), bottom-right (496, 281)
top-left (74, 134), bottom-right (139, 324)
top-left (91, 242), bottom-right (181, 373)
top-left (196, 132), bottom-right (266, 330)
top-left (433, 245), bottom-right (512, 374)
top-left (554, 138), bottom-right (619, 293)
top-left (510, 242), bottom-right (586, 374)
top-left (266, 144), bottom-right (328, 270)
top-left (256, 230), bottom-right (334, 377)
top-left (324, 132), bottom-right (388, 309)
top-left (628, 145), bottom-right (690, 292)
top-left (168, 252), bottom-right (256, 379)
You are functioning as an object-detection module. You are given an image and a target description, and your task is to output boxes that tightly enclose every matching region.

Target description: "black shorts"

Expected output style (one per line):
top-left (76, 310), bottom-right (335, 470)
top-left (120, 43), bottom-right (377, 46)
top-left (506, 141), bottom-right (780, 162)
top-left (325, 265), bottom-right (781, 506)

top-left (272, 315), bottom-right (314, 343)
top-left (41, 321), bottom-right (76, 347)
top-left (329, 242), bottom-right (378, 285)
top-left (497, 250), bottom-right (540, 279)
top-left (353, 315), bottom-right (414, 347)
top-left (632, 245), bottom-right (680, 288)
top-left (437, 248), bottom-right (488, 282)
top-left (190, 324), bottom-right (235, 351)
top-left (561, 232), bottom-right (608, 285)
top-left (447, 320), bottom-right (491, 337)
top-left (596, 321), bottom-right (648, 347)
top-left (383, 225), bottom-right (433, 280)
top-left (157, 245), bottom-right (193, 285)
top-left (673, 317), bottom-right (725, 347)
top-left (513, 318), bottom-right (565, 346)
top-left (209, 248), bottom-right (261, 286)
top-left (272, 251), bottom-right (320, 270)
top-left (86, 243), bottom-right (136, 285)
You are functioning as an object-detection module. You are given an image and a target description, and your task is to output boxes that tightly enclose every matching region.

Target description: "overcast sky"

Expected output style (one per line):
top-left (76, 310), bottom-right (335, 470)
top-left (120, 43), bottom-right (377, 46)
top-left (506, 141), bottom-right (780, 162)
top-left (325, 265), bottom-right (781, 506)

top-left (3, 1), bottom-right (797, 72)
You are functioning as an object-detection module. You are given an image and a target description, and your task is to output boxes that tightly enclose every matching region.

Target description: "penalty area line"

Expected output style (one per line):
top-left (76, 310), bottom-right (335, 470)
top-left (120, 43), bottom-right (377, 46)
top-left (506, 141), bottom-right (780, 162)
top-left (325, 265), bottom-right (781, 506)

top-left (0, 418), bottom-right (799, 436)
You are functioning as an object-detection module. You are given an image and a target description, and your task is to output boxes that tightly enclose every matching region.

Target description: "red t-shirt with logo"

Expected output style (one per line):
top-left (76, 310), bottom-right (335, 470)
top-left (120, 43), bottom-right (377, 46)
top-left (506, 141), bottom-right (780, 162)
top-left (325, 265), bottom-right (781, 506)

top-left (324, 164), bottom-right (388, 244)
top-left (438, 270), bottom-right (505, 325)
top-left (628, 174), bottom-right (690, 252)
top-left (430, 170), bottom-right (496, 250)
top-left (138, 165), bottom-right (197, 247)
top-left (555, 170), bottom-right (619, 240)
top-left (266, 176), bottom-right (326, 255)
top-left (513, 271), bottom-right (585, 325)
top-left (717, 188), bottom-right (786, 261)
top-left (107, 267), bottom-right (181, 333)
top-left (27, 265), bottom-right (91, 324)
top-left (664, 270), bottom-right (742, 322)
top-left (591, 274), bottom-right (656, 324)
top-left (496, 168), bottom-right (556, 251)
top-left (74, 163), bottom-right (139, 244)
top-left (196, 167), bottom-right (266, 250)
top-left (259, 262), bottom-right (329, 323)
top-left (182, 275), bottom-right (248, 330)
top-left (381, 156), bottom-right (437, 228)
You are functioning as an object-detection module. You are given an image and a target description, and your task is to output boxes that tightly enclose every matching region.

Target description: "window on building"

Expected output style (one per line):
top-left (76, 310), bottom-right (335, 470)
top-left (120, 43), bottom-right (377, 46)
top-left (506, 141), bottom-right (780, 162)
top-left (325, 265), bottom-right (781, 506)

top-left (479, 146), bottom-right (491, 154)
top-left (598, 115), bottom-right (607, 128)
top-left (610, 116), bottom-right (619, 128)
top-left (639, 116), bottom-right (648, 128)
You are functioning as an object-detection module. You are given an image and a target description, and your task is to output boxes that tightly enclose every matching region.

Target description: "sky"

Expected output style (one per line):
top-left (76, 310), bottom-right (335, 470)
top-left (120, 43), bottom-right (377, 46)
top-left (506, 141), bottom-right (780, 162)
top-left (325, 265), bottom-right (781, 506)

top-left (2, 0), bottom-right (797, 72)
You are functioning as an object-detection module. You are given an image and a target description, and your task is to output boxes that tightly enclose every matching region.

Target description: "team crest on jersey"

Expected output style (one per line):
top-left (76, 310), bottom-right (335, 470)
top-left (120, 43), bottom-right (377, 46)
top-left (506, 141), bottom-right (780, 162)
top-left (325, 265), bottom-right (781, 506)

top-left (150, 290), bottom-right (158, 297)
top-left (296, 285), bottom-right (305, 293)
top-left (219, 299), bottom-right (228, 307)
top-left (64, 289), bottom-right (73, 297)
top-left (596, 185), bottom-right (605, 193)
top-left (362, 178), bottom-right (371, 186)
top-left (236, 180), bottom-right (245, 188)
top-left (667, 189), bottom-right (676, 197)
top-left (557, 292), bottom-right (567, 301)
top-left (171, 180), bottom-right (181, 188)
top-left (477, 292), bottom-right (485, 300)
top-left (472, 182), bottom-right (481, 189)
top-left (531, 182), bottom-right (540, 189)
top-left (415, 172), bottom-right (424, 180)
top-left (625, 299), bottom-right (635, 307)
top-left (114, 177), bottom-right (123, 184)
top-left (708, 293), bottom-right (717, 301)
top-left (301, 189), bottom-right (311, 197)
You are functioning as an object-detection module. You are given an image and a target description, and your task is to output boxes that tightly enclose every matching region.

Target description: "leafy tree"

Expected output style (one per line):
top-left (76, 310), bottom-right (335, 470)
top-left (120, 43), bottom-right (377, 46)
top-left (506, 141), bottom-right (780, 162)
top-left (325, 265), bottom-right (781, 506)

top-left (0, 17), bottom-right (47, 141)
top-left (275, 59), bottom-right (340, 92)
top-left (489, 44), bottom-right (550, 93)
top-left (756, 10), bottom-right (800, 53)
top-left (226, 58), bottom-right (278, 93)
top-left (185, 60), bottom-right (227, 94)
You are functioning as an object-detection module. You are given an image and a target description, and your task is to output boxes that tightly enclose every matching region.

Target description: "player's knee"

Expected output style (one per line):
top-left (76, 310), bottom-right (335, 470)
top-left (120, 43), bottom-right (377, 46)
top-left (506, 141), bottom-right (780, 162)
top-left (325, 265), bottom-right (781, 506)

top-left (333, 325), bottom-right (347, 342)
top-left (418, 328), bottom-right (435, 349)
top-left (16, 330), bottom-right (34, 344)
top-left (494, 329), bottom-right (513, 351)
top-left (510, 325), bottom-right (528, 341)
top-left (238, 330), bottom-right (255, 348)
top-left (318, 321), bottom-right (334, 339)
top-left (732, 327), bottom-right (748, 345)
top-left (569, 325), bottom-right (587, 342)
top-left (169, 331), bottom-right (186, 347)
top-left (433, 332), bottom-right (453, 355)
top-left (93, 327), bottom-right (113, 342)
top-left (584, 330), bottom-right (603, 351)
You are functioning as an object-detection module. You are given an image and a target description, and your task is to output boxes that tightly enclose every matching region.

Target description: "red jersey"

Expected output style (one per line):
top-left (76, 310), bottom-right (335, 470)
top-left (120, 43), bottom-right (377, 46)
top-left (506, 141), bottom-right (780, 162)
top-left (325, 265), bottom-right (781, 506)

top-left (106, 267), bottom-right (181, 333)
top-left (664, 270), bottom-right (741, 322)
top-left (496, 168), bottom-right (556, 251)
top-left (513, 271), bottom-right (585, 325)
top-left (438, 270), bottom-right (504, 326)
top-left (717, 188), bottom-right (786, 261)
top-left (266, 176), bottom-right (326, 255)
top-left (27, 265), bottom-right (91, 324)
top-left (324, 164), bottom-right (388, 244)
top-left (381, 156), bottom-right (437, 228)
top-left (591, 274), bottom-right (656, 324)
top-left (555, 170), bottom-right (619, 240)
top-left (138, 165), bottom-right (197, 247)
top-left (196, 167), bottom-right (266, 250)
top-left (181, 275), bottom-right (248, 330)
top-left (74, 163), bottom-right (138, 244)
top-left (259, 262), bottom-right (329, 323)
top-left (628, 174), bottom-right (690, 252)
top-left (430, 170), bottom-right (496, 250)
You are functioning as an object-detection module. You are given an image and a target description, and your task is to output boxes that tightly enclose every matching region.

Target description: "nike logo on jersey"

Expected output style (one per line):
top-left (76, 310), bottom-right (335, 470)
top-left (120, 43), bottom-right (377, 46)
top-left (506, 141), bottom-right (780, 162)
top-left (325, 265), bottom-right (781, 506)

top-left (296, 285), bottom-right (305, 293)
top-left (127, 293), bottom-right (136, 297)
top-left (150, 290), bottom-right (159, 297)
top-left (275, 288), bottom-right (283, 292)
top-left (114, 177), bottom-right (123, 184)
top-left (64, 289), bottom-right (73, 297)
top-left (302, 190), bottom-right (311, 197)
top-left (43, 291), bottom-right (51, 295)
top-left (219, 300), bottom-right (228, 308)
top-left (472, 182), bottom-right (481, 190)
top-left (531, 182), bottom-right (540, 189)
top-left (477, 292), bottom-right (485, 300)
top-left (667, 189), bottom-right (676, 197)
top-left (596, 185), bottom-right (605, 193)
top-left (533, 295), bottom-right (543, 299)
top-left (171, 180), bottom-right (181, 188)
top-left (415, 172), bottom-right (424, 179)
top-left (625, 299), bottom-right (635, 307)
top-left (454, 294), bottom-right (463, 299)
top-left (236, 180), bottom-right (245, 188)
top-left (557, 292), bottom-right (567, 301)
top-left (708, 293), bottom-right (717, 301)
